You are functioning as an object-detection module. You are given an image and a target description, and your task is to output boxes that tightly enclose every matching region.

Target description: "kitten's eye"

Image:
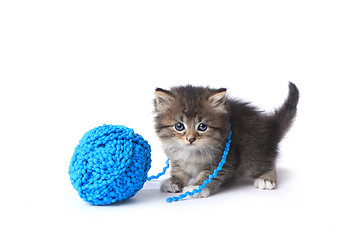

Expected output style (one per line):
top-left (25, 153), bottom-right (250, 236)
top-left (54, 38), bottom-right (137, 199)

top-left (175, 123), bottom-right (185, 131)
top-left (197, 123), bottom-right (208, 131)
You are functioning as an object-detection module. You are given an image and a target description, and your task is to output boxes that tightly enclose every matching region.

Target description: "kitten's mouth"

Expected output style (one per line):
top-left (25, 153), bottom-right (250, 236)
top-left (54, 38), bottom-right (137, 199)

top-left (186, 142), bottom-right (197, 147)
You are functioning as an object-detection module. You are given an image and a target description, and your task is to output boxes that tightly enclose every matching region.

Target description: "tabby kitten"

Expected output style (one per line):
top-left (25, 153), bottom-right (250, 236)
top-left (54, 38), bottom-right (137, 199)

top-left (154, 82), bottom-right (299, 198)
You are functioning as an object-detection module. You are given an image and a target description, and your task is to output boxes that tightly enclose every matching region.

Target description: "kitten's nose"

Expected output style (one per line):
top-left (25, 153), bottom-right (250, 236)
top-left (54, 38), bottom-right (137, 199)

top-left (187, 137), bottom-right (196, 144)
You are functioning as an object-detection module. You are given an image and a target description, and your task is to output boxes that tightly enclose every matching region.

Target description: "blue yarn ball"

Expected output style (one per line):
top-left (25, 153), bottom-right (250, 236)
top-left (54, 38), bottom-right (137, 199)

top-left (69, 125), bottom-right (152, 205)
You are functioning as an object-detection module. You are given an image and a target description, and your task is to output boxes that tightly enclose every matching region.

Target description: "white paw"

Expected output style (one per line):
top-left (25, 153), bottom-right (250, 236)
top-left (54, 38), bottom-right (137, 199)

top-left (161, 179), bottom-right (181, 193)
top-left (254, 179), bottom-right (276, 190)
top-left (183, 185), bottom-right (210, 198)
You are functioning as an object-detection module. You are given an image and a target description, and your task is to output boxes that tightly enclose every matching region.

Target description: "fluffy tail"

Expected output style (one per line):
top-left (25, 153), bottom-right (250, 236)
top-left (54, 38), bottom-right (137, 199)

top-left (274, 82), bottom-right (299, 139)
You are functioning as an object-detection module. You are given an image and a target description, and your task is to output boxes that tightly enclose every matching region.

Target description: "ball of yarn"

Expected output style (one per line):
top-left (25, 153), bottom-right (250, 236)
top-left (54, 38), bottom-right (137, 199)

top-left (69, 124), bottom-right (152, 205)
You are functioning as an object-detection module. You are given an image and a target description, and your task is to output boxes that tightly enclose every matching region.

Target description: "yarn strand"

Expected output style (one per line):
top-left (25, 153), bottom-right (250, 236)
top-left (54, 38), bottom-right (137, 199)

top-left (147, 158), bottom-right (170, 181)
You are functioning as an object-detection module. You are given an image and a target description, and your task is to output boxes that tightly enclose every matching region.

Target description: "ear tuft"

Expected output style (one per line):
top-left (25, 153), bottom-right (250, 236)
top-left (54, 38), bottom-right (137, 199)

top-left (155, 88), bottom-right (174, 111)
top-left (209, 88), bottom-right (227, 110)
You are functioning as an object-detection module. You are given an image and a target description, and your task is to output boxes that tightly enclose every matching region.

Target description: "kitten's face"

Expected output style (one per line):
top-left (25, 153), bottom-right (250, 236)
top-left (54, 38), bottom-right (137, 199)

top-left (154, 86), bottom-right (229, 153)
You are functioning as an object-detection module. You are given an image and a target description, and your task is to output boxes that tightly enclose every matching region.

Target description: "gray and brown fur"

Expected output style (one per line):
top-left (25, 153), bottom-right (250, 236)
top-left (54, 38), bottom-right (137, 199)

top-left (154, 82), bottom-right (299, 198)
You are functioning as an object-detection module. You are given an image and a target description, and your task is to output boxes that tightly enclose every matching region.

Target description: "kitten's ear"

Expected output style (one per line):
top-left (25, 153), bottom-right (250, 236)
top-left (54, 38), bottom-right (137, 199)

top-left (155, 88), bottom-right (174, 111)
top-left (209, 88), bottom-right (227, 110)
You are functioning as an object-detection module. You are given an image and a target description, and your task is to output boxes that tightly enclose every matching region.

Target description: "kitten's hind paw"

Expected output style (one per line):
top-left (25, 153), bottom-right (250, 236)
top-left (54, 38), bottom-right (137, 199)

top-left (254, 178), bottom-right (276, 190)
top-left (254, 170), bottom-right (277, 190)
top-left (183, 185), bottom-right (210, 198)
top-left (161, 179), bottom-right (182, 193)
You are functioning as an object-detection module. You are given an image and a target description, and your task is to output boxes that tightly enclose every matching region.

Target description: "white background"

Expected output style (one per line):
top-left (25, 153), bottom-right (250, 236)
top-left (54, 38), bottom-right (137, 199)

top-left (1, 1), bottom-right (359, 239)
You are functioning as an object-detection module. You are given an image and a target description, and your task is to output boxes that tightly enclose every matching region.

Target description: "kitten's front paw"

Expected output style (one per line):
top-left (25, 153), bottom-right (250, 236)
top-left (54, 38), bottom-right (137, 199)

top-left (183, 185), bottom-right (210, 198)
top-left (161, 179), bottom-right (182, 193)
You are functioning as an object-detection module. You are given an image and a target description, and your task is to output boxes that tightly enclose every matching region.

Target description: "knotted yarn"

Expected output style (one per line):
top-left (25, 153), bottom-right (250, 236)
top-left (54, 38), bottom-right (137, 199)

top-left (69, 124), bottom-right (151, 205)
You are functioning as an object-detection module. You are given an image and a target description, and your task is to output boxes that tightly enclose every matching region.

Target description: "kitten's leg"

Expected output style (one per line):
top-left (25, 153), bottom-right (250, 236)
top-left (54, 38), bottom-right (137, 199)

top-left (254, 170), bottom-right (277, 190)
top-left (186, 167), bottom-right (231, 198)
top-left (161, 165), bottom-right (190, 193)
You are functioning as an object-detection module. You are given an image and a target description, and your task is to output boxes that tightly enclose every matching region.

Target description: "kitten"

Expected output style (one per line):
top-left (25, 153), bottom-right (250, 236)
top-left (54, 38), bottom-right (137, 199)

top-left (154, 82), bottom-right (299, 198)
